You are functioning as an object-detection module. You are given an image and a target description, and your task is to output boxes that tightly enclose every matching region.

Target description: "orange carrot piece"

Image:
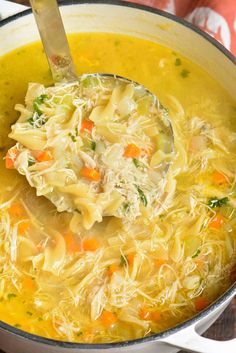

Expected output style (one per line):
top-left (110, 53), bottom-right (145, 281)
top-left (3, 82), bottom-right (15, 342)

top-left (8, 203), bottom-right (24, 218)
top-left (100, 310), bottom-right (117, 327)
top-left (124, 144), bottom-right (141, 158)
top-left (36, 150), bottom-right (53, 163)
top-left (108, 264), bottom-right (119, 276)
top-left (195, 259), bottom-right (205, 269)
top-left (80, 167), bottom-right (100, 181)
top-left (155, 259), bottom-right (167, 269)
top-left (80, 120), bottom-right (94, 133)
top-left (194, 297), bottom-right (209, 311)
top-left (5, 147), bottom-right (19, 169)
top-left (151, 311), bottom-right (161, 321)
top-left (208, 214), bottom-right (224, 229)
top-left (127, 253), bottom-right (135, 266)
top-left (18, 219), bottom-right (30, 235)
top-left (139, 308), bottom-right (152, 321)
top-left (21, 276), bottom-right (36, 291)
top-left (64, 232), bottom-right (81, 253)
top-left (82, 238), bottom-right (100, 252)
top-left (212, 172), bottom-right (228, 185)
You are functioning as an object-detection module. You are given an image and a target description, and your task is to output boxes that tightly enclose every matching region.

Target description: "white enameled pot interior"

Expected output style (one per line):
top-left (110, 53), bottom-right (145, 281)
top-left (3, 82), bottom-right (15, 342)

top-left (0, 3), bottom-right (235, 98)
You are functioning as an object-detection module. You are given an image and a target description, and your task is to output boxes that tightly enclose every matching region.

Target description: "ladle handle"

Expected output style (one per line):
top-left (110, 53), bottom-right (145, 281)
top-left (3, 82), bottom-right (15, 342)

top-left (29, 0), bottom-right (77, 83)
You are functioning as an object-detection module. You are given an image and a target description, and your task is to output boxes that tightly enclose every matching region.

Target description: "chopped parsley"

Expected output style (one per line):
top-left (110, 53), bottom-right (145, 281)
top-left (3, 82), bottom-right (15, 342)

top-left (208, 197), bottom-right (229, 208)
top-left (192, 248), bottom-right (201, 258)
top-left (33, 94), bottom-right (48, 116)
top-left (91, 141), bottom-right (96, 151)
top-left (135, 185), bottom-right (147, 206)
top-left (123, 202), bottom-right (130, 214)
top-left (28, 157), bottom-right (35, 167)
top-left (133, 158), bottom-right (143, 168)
top-left (175, 58), bottom-right (182, 66)
top-left (180, 69), bottom-right (190, 78)
top-left (7, 293), bottom-right (17, 300)
top-left (120, 255), bottom-right (127, 266)
top-left (14, 324), bottom-right (21, 328)
top-left (26, 311), bottom-right (33, 316)
top-left (38, 317), bottom-right (43, 322)
top-left (28, 114), bottom-right (46, 128)
top-left (69, 133), bottom-right (77, 142)
top-left (77, 332), bottom-right (83, 337)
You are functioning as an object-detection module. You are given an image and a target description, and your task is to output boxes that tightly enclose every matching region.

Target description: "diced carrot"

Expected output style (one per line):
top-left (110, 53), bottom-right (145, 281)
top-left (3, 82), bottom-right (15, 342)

top-left (36, 150), bottom-right (53, 163)
top-left (5, 147), bottom-right (19, 169)
top-left (108, 264), bottom-right (119, 276)
top-left (82, 238), bottom-right (100, 252)
top-left (212, 172), bottom-right (228, 185)
top-left (195, 259), bottom-right (205, 269)
top-left (139, 308), bottom-right (152, 321)
top-left (8, 203), bottom-right (24, 218)
top-left (155, 259), bottom-right (167, 269)
top-left (18, 219), bottom-right (30, 235)
top-left (100, 310), bottom-right (117, 327)
top-left (194, 297), bottom-right (209, 311)
top-left (64, 232), bottom-right (81, 253)
top-left (127, 253), bottom-right (135, 266)
top-left (208, 214), bottom-right (224, 229)
top-left (21, 276), bottom-right (36, 291)
top-left (80, 120), bottom-right (94, 133)
top-left (151, 311), bottom-right (161, 321)
top-left (80, 167), bottom-right (100, 181)
top-left (124, 144), bottom-right (141, 158)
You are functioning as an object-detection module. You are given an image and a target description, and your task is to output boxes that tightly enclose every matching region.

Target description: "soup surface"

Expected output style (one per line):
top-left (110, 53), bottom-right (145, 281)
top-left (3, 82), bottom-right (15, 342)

top-left (0, 33), bottom-right (235, 343)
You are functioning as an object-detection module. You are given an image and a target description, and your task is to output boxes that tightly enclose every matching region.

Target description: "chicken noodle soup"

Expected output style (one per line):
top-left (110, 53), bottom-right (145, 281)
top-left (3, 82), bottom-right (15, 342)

top-left (0, 33), bottom-right (235, 342)
top-left (7, 76), bottom-right (173, 229)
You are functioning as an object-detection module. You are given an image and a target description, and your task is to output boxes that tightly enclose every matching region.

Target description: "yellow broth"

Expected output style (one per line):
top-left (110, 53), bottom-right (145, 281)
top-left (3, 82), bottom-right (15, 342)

top-left (0, 33), bottom-right (235, 342)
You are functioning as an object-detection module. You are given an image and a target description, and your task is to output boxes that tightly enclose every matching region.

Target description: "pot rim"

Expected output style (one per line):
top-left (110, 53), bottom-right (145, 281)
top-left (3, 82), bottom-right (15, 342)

top-left (0, 0), bottom-right (235, 349)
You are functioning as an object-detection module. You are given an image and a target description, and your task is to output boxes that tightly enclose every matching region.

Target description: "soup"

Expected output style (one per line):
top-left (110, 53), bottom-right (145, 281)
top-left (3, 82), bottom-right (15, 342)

top-left (0, 33), bottom-right (235, 343)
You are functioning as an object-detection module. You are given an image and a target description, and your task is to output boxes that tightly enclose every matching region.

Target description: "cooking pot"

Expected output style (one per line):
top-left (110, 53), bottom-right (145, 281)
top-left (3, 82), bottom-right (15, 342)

top-left (0, 1), bottom-right (235, 352)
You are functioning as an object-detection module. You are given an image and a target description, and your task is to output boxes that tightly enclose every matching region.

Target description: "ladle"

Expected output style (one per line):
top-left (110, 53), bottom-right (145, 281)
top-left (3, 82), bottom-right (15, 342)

top-left (29, 0), bottom-right (174, 210)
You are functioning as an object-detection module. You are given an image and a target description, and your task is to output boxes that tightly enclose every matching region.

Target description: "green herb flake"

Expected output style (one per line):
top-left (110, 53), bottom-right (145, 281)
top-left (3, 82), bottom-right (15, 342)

top-left (180, 69), bottom-right (190, 78)
top-left (28, 157), bottom-right (35, 167)
top-left (38, 317), bottom-right (43, 322)
top-left (192, 248), bottom-right (201, 258)
top-left (26, 311), bottom-right (33, 316)
top-left (7, 293), bottom-right (17, 300)
top-left (91, 141), bottom-right (96, 151)
top-left (159, 214), bottom-right (165, 220)
top-left (135, 185), bottom-right (148, 206)
top-left (14, 324), bottom-right (21, 329)
top-left (208, 197), bottom-right (229, 208)
top-left (33, 94), bottom-right (48, 116)
top-left (120, 255), bottom-right (127, 266)
top-left (133, 158), bottom-right (140, 168)
top-left (27, 114), bottom-right (46, 128)
top-left (123, 202), bottom-right (130, 214)
top-left (69, 133), bottom-right (76, 142)
top-left (77, 332), bottom-right (83, 337)
top-left (175, 58), bottom-right (182, 66)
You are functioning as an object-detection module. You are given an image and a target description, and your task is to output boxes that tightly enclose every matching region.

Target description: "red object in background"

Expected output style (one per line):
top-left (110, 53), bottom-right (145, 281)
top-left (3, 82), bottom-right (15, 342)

top-left (128, 0), bottom-right (236, 56)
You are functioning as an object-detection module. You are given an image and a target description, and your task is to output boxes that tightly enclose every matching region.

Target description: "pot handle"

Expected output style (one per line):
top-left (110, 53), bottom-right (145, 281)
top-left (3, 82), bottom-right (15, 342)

top-left (161, 325), bottom-right (236, 353)
top-left (0, 0), bottom-right (28, 20)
